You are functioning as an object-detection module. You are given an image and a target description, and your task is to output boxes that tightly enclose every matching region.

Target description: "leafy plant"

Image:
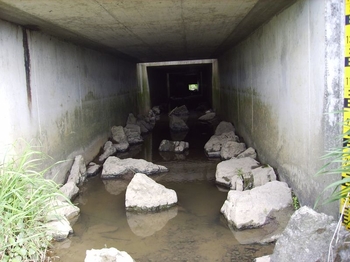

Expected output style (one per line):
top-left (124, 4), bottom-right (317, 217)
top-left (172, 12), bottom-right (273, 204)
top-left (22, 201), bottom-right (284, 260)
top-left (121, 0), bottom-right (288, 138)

top-left (315, 113), bottom-right (350, 207)
top-left (292, 191), bottom-right (300, 210)
top-left (0, 140), bottom-right (67, 261)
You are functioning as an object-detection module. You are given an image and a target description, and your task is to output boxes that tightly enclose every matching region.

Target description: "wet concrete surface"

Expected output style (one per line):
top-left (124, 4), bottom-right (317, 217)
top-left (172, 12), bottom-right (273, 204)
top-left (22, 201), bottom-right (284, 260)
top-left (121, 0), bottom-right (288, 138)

top-left (52, 112), bottom-right (276, 261)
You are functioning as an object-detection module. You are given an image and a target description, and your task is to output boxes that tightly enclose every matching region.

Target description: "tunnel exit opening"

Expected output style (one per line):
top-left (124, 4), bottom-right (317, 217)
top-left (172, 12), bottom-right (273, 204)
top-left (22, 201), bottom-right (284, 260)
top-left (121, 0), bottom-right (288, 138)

top-left (137, 59), bottom-right (218, 114)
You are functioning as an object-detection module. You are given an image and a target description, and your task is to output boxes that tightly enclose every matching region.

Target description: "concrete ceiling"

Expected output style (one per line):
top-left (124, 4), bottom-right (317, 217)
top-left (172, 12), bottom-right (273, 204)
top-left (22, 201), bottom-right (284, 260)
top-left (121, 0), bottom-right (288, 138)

top-left (0, 0), bottom-right (293, 63)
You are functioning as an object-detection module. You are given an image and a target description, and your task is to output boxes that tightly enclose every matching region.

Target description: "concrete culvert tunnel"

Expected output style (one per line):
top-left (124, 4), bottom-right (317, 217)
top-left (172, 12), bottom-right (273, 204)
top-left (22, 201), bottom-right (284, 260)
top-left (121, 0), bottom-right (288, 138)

top-left (0, 0), bottom-right (346, 261)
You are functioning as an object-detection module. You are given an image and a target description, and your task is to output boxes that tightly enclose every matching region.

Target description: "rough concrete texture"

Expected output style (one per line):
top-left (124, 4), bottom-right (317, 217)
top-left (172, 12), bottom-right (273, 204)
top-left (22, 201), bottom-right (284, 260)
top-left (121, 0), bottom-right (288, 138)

top-left (0, 0), bottom-right (293, 62)
top-left (217, 0), bottom-right (342, 217)
top-left (0, 19), bottom-right (138, 184)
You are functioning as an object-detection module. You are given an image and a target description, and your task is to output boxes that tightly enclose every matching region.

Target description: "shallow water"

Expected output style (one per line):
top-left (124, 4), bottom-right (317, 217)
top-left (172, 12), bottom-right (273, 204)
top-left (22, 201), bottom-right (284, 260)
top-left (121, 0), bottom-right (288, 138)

top-left (53, 112), bottom-right (275, 261)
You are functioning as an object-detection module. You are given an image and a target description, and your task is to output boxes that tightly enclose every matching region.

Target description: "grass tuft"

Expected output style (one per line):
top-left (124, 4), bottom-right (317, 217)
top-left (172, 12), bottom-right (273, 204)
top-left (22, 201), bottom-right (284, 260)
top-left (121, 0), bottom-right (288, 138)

top-left (0, 140), bottom-right (68, 261)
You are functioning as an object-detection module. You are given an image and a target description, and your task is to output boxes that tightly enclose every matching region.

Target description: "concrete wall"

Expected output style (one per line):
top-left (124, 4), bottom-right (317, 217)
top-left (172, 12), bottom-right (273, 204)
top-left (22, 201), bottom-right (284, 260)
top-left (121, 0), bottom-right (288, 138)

top-left (217, 0), bottom-right (342, 217)
top-left (0, 19), bottom-right (138, 184)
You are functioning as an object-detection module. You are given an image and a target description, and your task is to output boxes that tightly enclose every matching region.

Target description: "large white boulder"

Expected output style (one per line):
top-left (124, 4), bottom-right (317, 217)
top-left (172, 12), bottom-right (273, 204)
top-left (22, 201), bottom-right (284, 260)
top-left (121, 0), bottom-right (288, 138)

top-left (221, 181), bottom-right (292, 229)
top-left (85, 247), bottom-right (134, 262)
top-left (215, 157), bottom-right (260, 188)
top-left (101, 156), bottom-right (168, 178)
top-left (125, 173), bottom-right (177, 211)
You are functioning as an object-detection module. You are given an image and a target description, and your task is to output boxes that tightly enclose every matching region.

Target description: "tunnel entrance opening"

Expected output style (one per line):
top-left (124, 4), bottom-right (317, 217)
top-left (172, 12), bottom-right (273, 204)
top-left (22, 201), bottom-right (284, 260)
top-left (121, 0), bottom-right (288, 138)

top-left (139, 60), bottom-right (216, 115)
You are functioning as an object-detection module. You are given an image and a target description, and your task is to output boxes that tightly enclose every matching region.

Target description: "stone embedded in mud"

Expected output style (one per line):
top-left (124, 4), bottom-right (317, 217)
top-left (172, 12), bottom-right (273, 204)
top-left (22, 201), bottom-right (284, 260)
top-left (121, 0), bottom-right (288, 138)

top-left (159, 139), bottom-right (189, 153)
top-left (215, 157), bottom-right (260, 188)
top-left (125, 173), bottom-right (177, 211)
top-left (220, 181), bottom-right (292, 229)
top-left (101, 156), bottom-right (168, 179)
top-left (85, 247), bottom-right (134, 262)
top-left (270, 206), bottom-right (350, 262)
top-left (169, 115), bottom-right (189, 132)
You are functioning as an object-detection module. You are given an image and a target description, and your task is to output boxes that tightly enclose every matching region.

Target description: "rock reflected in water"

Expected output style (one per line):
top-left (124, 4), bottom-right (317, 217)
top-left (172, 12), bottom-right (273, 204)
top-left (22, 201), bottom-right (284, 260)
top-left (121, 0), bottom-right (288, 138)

top-left (126, 207), bottom-right (178, 237)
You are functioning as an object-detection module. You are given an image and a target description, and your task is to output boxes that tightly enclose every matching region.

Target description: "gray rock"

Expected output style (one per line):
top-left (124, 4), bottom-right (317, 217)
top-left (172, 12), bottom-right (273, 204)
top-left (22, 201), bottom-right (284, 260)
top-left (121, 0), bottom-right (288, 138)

top-left (59, 181), bottom-right (79, 201)
top-left (125, 173), bottom-right (177, 211)
top-left (124, 124), bottom-right (143, 144)
top-left (204, 131), bottom-right (239, 157)
top-left (85, 248), bottom-right (134, 262)
top-left (86, 162), bottom-right (101, 177)
top-left (101, 156), bottom-right (168, 178)
top-left (215, 121), bottom-right (235, 135)
top-left (237, 147), bottom-right (257, 159)
top-left (169, 105), bottom-right (189, 116)
top-left (215, 157), bottom-right (260, 188)
top-left (111, 126), bottom-right (129, 152)
top-left (251, 165), bottom-right (277, 187)
top-left (45, 216), bottom-right (73, 241)
top-left (169, 115), bottom-right (189, 132)
top-left (159, 140), bottom-right (189, 153)
top-left (67, 155), bottom-right (86, 185)
top-left (221, 141), bottom-right (247, 160)
top-left (126, 113), bottom-right (137, 125)
top-left (270, 206), bottom-right (350, 262)
top-left (47, 199), bottom-right (80, 222)
top-left (152, 106), bottom-right (161, 115)
top-left (220, 181), bottom-right (292, 229)
top-left (99, 141), bottom-right (117, 162)
top-left (147, 109), bottom-right (156, 125)
top-left (136, 118), bottom-right (153, 133)
top-left (198, 112), bottom-right (216, 121)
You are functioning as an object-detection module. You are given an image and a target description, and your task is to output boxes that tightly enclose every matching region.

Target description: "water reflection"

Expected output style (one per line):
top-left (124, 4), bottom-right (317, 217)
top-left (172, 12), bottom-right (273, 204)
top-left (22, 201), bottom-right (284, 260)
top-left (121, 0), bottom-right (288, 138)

top-left (53, 113), bottom-right (276, 261)
top-left (126, 207), bottom-right (178, 237)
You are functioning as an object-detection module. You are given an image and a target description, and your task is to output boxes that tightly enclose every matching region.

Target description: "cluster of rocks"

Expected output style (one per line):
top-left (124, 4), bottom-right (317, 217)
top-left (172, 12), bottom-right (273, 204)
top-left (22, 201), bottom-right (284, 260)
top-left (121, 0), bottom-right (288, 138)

top-left (45, 155), bottom-right (85, 241)
top-left (99, 107), bottom-right (160, 162)
top-left (54, 109), bottom-right (350, 262)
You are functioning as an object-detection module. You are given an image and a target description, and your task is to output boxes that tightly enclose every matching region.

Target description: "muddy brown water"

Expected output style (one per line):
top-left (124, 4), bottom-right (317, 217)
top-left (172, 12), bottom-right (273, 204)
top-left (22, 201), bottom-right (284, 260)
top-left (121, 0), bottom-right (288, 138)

top-left (53, 113), bottom-right (275, 261)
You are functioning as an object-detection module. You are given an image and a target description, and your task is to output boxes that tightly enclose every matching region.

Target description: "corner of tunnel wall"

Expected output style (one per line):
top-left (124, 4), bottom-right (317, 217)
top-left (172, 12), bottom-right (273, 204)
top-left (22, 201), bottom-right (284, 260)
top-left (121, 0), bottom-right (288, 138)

top-left (137, 63), bottom-right (151, 115)
top-left (216, 0), bottom-right (342, 217)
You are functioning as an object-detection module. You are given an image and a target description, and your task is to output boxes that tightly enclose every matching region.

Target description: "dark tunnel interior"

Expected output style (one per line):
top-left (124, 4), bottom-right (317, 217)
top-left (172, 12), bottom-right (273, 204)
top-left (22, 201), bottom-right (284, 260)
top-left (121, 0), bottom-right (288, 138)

top-left (147, 63), bottom-right (213, 112)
